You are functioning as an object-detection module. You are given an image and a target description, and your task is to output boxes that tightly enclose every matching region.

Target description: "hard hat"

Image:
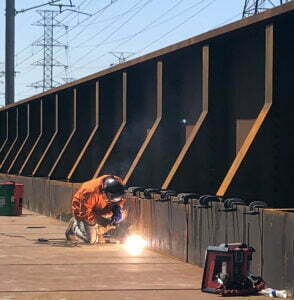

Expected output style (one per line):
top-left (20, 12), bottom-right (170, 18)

top-left (102, 176), bottom-right (125, 202)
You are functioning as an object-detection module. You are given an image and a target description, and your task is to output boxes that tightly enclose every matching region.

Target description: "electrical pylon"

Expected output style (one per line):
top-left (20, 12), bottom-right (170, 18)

top-left (30, 10), bottom-right (67, 91)
top-left (243, 0), bottom-right (292, 17)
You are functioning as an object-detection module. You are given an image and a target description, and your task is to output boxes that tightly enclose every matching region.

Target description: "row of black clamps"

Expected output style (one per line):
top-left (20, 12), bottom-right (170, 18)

top-left (127, 187), bottom-right (268, 214)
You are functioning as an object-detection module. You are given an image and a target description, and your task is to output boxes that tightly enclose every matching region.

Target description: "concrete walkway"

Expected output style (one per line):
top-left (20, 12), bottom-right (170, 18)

top-left (0, 209), bottom-right (268, 300)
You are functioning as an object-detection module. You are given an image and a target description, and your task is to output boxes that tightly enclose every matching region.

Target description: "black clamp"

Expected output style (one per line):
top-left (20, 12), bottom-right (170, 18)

top-left (156, 190), bottom-right (177, 202)
top-left (194, 195), bottom-right (222, 208)
top-left (144, 188), bottom-right (160, 199)
top-left (219, 197), bottom-right (246, 212)
top-left (244, 200), bottom-right (268, 215)
top-left (174, 193), bottom-right (200, 204)
top-left (127, 186), bottom-right (145, 196)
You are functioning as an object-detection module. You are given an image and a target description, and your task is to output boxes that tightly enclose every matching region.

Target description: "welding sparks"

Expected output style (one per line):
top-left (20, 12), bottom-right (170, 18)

top-left (123, 235), bottom-right (147, 255)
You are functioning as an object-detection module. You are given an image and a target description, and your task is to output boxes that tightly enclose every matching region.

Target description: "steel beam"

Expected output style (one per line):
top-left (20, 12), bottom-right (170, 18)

top-left (93, 72), bottom-right (127, 178)
top-left (124, 61), bottom-right (163, 185)
top-left (217, 24), bottom-right (273, 196)
top-left (19, 100), bottom-right (43, 175)
top-left (67, 81), bottom-right (99, 181)
top-left (0, 108), bottom-right (18, 169)
top-left (0, 111), bottom-right (9, 155)
top-left (32, 95), bottom-right (58, 176)
top-left (8, 104), bottom-right (30, 173)
top-left (162, 46), bottom-right (209, 189)
top-left (48, 89), bottom-right (77, 178)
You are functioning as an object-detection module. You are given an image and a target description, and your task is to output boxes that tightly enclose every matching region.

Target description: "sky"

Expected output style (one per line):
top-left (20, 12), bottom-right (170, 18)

top-left (0, 0), bottom-right (246, 106)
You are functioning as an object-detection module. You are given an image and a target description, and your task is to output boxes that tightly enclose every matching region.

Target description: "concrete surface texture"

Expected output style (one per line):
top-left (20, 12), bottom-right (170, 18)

top-left (0, 209), bottom-right (269, 300)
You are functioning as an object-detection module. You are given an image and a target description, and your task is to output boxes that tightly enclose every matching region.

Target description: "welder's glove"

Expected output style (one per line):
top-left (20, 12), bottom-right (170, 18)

top-left (110, 204), bottom-right (123, 225)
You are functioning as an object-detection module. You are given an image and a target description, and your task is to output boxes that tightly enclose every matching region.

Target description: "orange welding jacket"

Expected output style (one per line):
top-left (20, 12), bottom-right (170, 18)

top-left (72, 175), bottom-right (125, 224)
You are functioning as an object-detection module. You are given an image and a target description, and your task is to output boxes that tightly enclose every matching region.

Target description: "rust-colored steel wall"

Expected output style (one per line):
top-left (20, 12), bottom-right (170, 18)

top-left (99, 61), bottom-right (157, 180)
top-left (222, 18), bottom-right (294, 208)
top-left (70, 72), bottom-right (124, 182)
top-left (51, 81), bottom-right (96, 180)
top-left (0, 109), bottom-right (17, 167)
top-left (2, 104), bottom-right (28, 173)
top-left (9, 100), bottom-right (40, 174)
top-left (0, 4), bottom-right (293, 207)
top-left (0, 111), bottom-right (8, 156)
top-left (34, 89), bottom-right (74, 177)
top-left (20, 96), bottom-right (55, 176)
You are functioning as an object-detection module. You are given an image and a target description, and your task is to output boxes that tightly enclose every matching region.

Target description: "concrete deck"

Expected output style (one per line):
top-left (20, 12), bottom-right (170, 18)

top-left (0, 209), bottom-right (268, 300)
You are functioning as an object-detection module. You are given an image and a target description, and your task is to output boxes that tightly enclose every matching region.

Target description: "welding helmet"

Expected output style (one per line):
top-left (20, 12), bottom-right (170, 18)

top-left (102, 176), bottom-right (125, 202)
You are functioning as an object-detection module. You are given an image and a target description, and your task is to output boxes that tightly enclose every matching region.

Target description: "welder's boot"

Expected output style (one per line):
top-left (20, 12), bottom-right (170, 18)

top-left (65, 217), bottom-right (87, 243)
top-left (65, 217), bottom-right (78, 242)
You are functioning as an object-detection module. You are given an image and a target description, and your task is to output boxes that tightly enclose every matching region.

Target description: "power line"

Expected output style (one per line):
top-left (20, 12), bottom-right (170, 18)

top-left (106, 0), bottom-right (209, 58)
top-left (16, 0), bottom-right (85, 55)
top-left (15, 0), bottom-right (120, 79)
top-left (16, 1), bottom-right (118, 67)
top-left (71, 0), bottom-right (216, 72)
top-left (133, 0), bottom-right (217, 57)
top-left (68, 0), bottom-right (154, 68)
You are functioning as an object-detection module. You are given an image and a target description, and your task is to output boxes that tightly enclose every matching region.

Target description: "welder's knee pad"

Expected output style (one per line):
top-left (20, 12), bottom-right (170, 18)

top-left (84, 223), bottom-right (99, 245)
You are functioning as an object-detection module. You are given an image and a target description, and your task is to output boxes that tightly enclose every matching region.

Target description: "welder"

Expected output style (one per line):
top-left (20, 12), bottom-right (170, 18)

top-left (65, 175), bottom-right (126, 244)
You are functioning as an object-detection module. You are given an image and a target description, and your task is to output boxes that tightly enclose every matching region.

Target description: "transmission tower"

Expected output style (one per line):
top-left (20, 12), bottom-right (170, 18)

top-left (30, 10), bottom-right (67, 91)
top-left (243, 0), bottom-right (292, 17)
top-left (109, 52), bottom-right (135, 66)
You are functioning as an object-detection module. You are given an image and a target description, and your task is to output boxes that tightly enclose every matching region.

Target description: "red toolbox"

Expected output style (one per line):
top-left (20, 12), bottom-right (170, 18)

top-left (0, 181), bottom-right (24, 216)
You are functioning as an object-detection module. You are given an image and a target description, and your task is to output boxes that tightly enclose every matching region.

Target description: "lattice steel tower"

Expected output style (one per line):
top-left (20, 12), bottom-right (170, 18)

top-left (243, 0), bottom-right (292, 17)
top-left (31, 10), bottom-right (66, 91)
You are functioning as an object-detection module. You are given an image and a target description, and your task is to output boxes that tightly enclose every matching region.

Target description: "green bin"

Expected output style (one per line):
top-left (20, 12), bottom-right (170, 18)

top-left (0, 183), bottom-right (15, 216)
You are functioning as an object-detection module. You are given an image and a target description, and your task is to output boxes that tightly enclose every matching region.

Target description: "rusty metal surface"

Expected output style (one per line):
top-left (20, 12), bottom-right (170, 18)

top-left (0, 7), bottom-right (292, 206)
top-left (7, 104), bottom-right (30, 173)
top-left (1, 2), bottom-right (293, 112)
top-left (124, 61), bottom-right (162, 185)
top-left (18, 100), bottom-right (43, 175)
top-left (48, 89), bottom-right (77, 179)
top-left (243, 207), bottom-right (264, 276)
top-left (150, 199), bottom-right (171, 253)
top-left (33, 90), bottom-right (74, 177)
top-left (0, 208), bottom-right (217, 300)
top-left (20, 96), bottom-right (55, 176)
top-left (70, 72), bottom-right (124, 182)
top-left (1, 106), bottom-right (28, 172)
top-left (127, 46), bottom-right (203, 187)
top-left (263, 209), bottom-right (294, 294)
top-left (170, 202), bottom-right (188, 261)
top-left (11, 100), bottom-right (41, 175)
top-left (0, 175), bottom-right (293, 294)
top-left (93, 72), bottom-right (127, 178)
top-left (0, 109), bottom-right (18, 170)
top-left (100, 62), bottom-right (159, 181)
top-left (217, 24), bottom-right (273, 197)
top-left (220, 16), bottom-right (294, 208)
top-left (0, 111), bottom-right (8, 156)
top-left (162, 45), bottom-right (209, 190)
top-left (67, 81), bottom-right (100, 181)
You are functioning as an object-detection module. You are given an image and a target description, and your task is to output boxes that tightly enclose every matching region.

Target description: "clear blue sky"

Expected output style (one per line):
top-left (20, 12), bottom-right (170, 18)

top-left (0, 0), bottom-right (245, 106)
